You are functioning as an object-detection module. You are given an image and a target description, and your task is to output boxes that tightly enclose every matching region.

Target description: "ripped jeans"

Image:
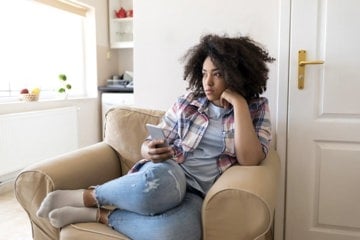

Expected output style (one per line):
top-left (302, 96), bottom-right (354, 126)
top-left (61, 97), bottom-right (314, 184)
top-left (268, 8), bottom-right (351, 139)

top-left (94, 160), bottom-right (203, 240)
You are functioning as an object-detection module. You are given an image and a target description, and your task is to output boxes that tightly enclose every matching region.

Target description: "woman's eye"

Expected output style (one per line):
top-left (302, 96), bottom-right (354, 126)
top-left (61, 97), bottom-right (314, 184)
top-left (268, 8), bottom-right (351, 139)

top-left (214, 72), bottom-right (222, 78)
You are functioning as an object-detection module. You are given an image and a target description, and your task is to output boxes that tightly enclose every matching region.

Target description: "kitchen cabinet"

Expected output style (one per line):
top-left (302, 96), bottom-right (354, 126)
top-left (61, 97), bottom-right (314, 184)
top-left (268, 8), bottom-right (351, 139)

top-left (109, 0), bottom-right (133, 48)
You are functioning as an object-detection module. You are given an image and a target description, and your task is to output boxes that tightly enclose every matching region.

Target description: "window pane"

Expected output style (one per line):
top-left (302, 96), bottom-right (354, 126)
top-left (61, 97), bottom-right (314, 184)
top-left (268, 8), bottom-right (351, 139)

top-left (0, 0), bottom-right (86, 98)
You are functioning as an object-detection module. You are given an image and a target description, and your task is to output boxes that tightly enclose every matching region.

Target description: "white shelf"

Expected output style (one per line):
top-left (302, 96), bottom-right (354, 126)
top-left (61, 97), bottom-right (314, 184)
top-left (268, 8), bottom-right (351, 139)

top-left (109, 0), bottom-right (133, 49)
top-left (112, 17), bottom-right (133, 23)
top-left (111, 41), bottom-right (134, 49)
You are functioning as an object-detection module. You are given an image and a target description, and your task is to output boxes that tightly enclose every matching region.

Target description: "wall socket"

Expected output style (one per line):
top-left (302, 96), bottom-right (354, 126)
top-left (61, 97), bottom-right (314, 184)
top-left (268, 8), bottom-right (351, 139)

top-left (106, 50), bottom-right (112, 60)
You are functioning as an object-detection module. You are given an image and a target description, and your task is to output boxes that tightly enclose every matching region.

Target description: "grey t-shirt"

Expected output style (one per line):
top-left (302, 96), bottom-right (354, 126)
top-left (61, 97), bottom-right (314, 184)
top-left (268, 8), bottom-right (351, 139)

top-left (180, 103), bottom-right (227, 194)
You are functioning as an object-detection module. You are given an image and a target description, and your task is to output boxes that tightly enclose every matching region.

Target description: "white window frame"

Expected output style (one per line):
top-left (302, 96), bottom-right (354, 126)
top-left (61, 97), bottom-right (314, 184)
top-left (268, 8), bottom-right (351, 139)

top-left (0, 0), bottom-right (97, 102)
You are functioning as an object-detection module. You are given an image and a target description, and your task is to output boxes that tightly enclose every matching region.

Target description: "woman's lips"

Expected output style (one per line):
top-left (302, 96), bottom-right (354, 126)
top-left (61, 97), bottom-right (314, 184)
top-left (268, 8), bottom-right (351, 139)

top-left (205, 89), bottom-right (214, 94)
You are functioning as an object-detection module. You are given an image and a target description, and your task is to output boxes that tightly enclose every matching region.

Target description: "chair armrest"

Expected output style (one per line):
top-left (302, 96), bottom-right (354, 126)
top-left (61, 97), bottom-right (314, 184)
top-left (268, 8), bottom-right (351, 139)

top-left (14, 142), bottom-right (122, 240)
top-left (202, 148), bottom-right (280, 240)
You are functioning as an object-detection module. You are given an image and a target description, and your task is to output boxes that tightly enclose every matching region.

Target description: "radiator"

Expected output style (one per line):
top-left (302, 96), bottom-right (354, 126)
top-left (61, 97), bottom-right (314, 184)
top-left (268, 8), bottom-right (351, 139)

top-left (0, 107), bottom-right (79, 179)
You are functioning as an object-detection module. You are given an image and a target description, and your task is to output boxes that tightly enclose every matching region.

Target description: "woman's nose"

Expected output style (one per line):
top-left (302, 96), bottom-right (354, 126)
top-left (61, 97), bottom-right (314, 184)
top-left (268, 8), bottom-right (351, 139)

top-left (204, 75), bottom-right (214, 86)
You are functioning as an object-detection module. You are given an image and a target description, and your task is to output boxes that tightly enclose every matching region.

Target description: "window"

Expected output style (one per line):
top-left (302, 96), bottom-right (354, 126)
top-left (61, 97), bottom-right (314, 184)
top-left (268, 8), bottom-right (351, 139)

top-left (0, 0), bottom-right (94, 100)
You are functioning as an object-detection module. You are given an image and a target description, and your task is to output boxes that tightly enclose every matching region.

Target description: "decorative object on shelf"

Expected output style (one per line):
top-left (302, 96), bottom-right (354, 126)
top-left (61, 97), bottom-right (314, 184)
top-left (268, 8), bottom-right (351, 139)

top-left (115, 7), bottom-right (127, 18)
top-left (127, 9), bottom-right (133, 17)
top-left (20, 87), bottom-right (41, 102)
top-left (58, 74), bottom-right (72, 99)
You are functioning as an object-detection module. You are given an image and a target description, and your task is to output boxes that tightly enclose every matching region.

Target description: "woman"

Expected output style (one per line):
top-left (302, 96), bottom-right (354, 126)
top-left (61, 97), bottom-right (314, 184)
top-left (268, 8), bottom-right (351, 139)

top-left (37, 34), bottom-right (275, 240)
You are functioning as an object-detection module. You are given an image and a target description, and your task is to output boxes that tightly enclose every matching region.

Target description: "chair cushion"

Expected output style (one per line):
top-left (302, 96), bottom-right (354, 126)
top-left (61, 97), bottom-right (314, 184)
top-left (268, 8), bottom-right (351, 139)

top-left (60, 223), bottom-right (130, 240)
top-left (104, 106), bottom-right (165, 174)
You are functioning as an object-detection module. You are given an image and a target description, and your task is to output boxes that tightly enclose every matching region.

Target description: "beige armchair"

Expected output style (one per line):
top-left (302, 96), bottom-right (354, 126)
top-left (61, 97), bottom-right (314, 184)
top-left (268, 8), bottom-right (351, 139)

top-left (15, 106), bottom-right (280, 240)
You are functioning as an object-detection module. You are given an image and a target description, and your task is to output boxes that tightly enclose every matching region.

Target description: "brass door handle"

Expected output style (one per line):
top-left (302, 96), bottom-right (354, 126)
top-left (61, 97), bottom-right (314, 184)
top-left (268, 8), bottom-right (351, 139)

top-left (299, 60), bottom-right (325, 66)
top-left (298, 50), bottom-right (325, 89)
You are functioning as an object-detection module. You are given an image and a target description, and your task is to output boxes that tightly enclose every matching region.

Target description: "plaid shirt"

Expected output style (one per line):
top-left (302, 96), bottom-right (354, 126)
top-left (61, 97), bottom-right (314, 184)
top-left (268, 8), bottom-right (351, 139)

top-left (129, 92), bottom-right (271, 174)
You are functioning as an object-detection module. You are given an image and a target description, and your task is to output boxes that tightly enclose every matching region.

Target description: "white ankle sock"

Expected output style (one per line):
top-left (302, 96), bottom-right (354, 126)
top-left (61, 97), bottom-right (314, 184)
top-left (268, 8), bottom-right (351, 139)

top-left (37, 189), bottom-right (85, 218)
top-left (49, 206), bottom-right (98, 228)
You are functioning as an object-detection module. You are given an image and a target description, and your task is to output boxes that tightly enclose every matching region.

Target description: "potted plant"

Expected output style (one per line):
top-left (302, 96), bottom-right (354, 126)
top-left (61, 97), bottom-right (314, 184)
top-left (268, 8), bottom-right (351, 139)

top-left (58, 74), bottom-right (72, 99)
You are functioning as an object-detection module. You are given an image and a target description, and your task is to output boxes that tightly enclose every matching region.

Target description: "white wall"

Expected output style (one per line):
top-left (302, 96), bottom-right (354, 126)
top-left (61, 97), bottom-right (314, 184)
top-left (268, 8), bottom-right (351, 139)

top-left (78, 0), bottom-right (120, 87)
top-left (133, 0), bottom-right (279, 119)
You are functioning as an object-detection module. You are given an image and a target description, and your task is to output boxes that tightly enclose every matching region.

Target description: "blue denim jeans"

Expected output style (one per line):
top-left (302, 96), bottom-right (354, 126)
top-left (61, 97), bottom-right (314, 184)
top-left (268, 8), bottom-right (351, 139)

top-left (94, 160), bottom-right (203, 240)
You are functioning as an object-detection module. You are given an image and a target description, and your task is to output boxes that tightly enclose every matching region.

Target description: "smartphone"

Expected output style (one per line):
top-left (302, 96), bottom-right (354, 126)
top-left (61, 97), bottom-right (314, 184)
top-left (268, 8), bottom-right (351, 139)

top-left (145, 123), bottom-right (169, 147)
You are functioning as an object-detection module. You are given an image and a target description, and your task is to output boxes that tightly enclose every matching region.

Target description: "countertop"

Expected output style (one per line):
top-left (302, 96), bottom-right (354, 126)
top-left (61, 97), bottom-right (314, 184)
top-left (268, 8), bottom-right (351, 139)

top-left (98, 85), bottom-right (134, 93)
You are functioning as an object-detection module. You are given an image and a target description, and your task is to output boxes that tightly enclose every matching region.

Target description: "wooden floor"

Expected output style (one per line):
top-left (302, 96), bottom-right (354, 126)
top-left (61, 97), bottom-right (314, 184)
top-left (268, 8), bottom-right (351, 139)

top-left (0, 187), bottom-right (32, 240)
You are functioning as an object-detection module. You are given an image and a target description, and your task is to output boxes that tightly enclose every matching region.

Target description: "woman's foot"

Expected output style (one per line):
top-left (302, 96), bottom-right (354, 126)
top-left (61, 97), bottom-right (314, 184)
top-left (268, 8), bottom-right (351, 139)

top-left (49, 206), bottom-right (98, 228)
top-left (48, 207), bottom-right (111, 228)
top-left (37, 189), bottom-right (86, 217)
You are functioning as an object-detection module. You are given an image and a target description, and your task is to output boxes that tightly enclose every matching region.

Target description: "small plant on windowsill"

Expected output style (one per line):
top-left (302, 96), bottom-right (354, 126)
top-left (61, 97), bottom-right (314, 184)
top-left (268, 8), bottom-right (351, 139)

top-left (58, 74), bottom-right (72, 99)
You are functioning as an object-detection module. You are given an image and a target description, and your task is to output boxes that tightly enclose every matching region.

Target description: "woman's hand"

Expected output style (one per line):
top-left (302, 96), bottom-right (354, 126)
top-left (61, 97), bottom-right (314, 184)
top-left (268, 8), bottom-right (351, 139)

top-left (220, 89), bottom-right (246, 109)
top-left (141, 140), bottom-right (175, 163)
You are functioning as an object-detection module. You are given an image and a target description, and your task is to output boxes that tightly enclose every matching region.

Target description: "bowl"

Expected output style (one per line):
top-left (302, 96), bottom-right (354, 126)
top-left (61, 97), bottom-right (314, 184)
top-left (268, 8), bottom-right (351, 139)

top-left (21, 93), bottom-right (39, 102)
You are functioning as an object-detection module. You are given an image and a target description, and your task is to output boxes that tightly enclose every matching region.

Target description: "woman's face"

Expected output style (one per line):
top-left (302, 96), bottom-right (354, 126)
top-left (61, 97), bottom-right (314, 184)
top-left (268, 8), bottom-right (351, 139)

top-left (202, 56), bottom-right (227, 106)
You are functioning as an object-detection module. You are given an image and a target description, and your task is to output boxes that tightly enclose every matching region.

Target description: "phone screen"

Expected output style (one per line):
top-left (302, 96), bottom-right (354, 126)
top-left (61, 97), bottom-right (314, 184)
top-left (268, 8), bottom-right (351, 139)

top-left (146, 124), bottom-right (169, 147)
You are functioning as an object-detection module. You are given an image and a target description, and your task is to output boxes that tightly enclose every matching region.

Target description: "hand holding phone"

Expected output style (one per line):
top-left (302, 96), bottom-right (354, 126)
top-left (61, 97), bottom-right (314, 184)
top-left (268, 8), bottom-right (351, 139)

top-left (145, 123), bottom-right (169, 147)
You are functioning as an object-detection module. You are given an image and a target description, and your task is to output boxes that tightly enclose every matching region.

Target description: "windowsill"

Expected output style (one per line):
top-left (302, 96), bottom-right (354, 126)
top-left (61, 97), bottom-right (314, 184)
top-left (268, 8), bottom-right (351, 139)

top-left (0, 95), bottom-right (97, 104)
top-left (0, 96), bottom-right (98, 115)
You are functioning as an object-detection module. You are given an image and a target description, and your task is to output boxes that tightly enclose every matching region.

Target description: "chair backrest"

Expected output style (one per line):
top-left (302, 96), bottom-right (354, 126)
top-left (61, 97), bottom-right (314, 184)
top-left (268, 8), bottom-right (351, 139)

top-left (104, 106), bottom-right (165, 174)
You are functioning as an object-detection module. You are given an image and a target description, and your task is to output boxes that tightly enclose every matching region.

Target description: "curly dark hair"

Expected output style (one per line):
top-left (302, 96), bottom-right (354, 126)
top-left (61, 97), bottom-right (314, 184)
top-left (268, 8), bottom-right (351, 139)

top-left (181, 34), bottom-right (275, 100)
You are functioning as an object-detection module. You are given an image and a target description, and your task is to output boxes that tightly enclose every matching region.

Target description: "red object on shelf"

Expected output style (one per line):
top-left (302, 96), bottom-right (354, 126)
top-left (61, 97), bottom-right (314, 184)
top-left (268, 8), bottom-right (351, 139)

top-left (127, 9), bottom-right (133, 17)
top-left (115, 7), bottom-right (127, 18)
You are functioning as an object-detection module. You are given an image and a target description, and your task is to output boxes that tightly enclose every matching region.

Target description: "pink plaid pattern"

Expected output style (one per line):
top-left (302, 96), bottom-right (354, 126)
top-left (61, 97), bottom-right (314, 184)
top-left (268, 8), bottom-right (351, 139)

top-left (129, 92), bottom-right (271, 174)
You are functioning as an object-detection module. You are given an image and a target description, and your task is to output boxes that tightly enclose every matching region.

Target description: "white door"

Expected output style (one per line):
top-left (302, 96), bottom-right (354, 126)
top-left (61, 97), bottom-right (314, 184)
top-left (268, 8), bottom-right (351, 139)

top-left (286, 0), bottom-right (360, 239)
